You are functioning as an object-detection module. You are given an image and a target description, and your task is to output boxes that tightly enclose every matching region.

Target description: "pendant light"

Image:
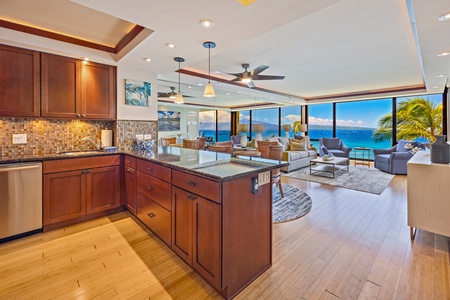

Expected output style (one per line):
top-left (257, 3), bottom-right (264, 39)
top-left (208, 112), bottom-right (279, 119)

top-left (174, 57), bottom-right (185, 104)
top-left (203, 41), bottom-right (216, 97)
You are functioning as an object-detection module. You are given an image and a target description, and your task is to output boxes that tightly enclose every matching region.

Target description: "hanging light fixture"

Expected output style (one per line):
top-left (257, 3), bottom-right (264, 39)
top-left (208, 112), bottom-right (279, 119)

top-left (174, 57), bottom-right (185, 104)
top-left (203, 41), bottom-right (216, 97)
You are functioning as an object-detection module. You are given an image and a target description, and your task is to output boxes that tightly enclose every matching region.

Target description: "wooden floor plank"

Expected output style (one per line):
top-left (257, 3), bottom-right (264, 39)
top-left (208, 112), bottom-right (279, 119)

top-left (0, 175), bottom-right (449, 299)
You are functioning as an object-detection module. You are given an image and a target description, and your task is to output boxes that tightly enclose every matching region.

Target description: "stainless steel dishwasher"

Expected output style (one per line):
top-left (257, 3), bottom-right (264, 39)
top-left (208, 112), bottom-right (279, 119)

top-left (0, 162), bottom-right (42, 242)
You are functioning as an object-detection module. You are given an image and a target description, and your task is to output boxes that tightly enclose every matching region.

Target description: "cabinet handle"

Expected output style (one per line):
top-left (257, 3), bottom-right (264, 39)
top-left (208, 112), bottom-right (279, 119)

top-left (126, 160), bottom-right (131, 164)
top-left (82, 114), bottom-right (86, 117)
top-left (77, 114), bottom-right (81, 117)
top-left (126, 167), bottom-right (134, 173)
top-left (186, 181), bottom-right (196, 187)
top-left (146, 186), bottom-right (153, 191)
top-left (147, 212), bottom-right (155, 218)
top-left (86, 170), bottom-right (91, 174)
top-left (81, 170), bottom-right (86, 174)
top-left (147, 167), bottom-right (153, 171)
top-left (188, 195), bottom-right (197, 200)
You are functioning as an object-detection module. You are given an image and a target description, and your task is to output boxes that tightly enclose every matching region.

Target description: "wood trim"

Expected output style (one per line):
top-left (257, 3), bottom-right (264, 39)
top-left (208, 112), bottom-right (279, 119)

top-left (0, 19), bottom-right (145, 54)
top-left (115, 25), bottom-right (145, 53)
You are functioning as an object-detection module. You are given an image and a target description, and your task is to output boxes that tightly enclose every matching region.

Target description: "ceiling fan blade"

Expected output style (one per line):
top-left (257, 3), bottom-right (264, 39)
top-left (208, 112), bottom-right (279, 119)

top-left (252, 74), bottom-right (285, 81)
top-left (158, 92), bottom-right (170, 97)
top-left (247, 81), bottom-right (255, 88)
top-left (251, 65), bottom-right (269, 76)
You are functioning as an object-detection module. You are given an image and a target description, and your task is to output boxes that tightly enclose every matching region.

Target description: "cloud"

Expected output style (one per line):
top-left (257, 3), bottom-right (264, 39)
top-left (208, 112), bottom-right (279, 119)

top-left (282, 114), bottom-right (301, 122)
top-left (199, 111), bottom-right (215, 123)
top-left (309, 116), bottom-right (364, 126)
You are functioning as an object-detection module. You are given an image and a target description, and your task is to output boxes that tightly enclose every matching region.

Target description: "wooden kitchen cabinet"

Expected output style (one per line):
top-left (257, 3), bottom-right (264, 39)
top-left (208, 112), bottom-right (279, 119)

top-left (41, 53), bottom-right (116, 119)
top-left (172, 186), bottom-right (221, 289)
top-left (43, 155), bottom-right (121, 230)
top-left (0, 44), bottom-right (40, 117)
top-left (124, 156), bottom-right (137, 215)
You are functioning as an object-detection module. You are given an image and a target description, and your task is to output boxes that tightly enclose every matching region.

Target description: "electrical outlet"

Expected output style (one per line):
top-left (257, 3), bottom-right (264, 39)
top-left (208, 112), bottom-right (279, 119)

top-left (258, 171), bottom-right (271, 186)
top-left (12, 134), bottom-right (27, 144)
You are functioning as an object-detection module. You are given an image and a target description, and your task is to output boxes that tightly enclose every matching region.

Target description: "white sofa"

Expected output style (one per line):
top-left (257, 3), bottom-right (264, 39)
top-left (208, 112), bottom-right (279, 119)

top-left (268, 136), bottom-right (317, 173)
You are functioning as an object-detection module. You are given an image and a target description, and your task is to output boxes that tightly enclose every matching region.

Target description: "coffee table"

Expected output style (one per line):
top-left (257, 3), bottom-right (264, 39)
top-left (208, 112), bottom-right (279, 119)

top-left (310, 157), bottom-right (349, 178)
top-left (353, 147), bottom-right (371, 168)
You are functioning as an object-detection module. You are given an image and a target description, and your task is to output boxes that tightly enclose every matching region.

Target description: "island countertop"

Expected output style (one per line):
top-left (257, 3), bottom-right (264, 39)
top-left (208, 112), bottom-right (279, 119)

top-left (0, 146), bottom-right (288, 182)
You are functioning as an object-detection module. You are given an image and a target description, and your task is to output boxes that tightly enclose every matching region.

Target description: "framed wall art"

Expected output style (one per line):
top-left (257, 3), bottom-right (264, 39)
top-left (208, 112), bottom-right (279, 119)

top-left (125, 79), bottom-right (151, 106)
top-left (158, 110), bottom-right (181, 131)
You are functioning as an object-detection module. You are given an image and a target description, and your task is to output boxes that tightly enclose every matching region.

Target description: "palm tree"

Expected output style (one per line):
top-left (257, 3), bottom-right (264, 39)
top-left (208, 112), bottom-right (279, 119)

top-left (373, 97), bottom-right (442, 143)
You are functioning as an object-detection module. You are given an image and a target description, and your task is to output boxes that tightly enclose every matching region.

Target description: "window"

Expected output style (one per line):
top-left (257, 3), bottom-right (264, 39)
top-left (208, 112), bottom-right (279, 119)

top-left (336, 99), bottom-right (392, 159)
top-left (281, 106), bottom-right (301, 138)
top-left (199, 110), bottom-right (216, 143)
top-left (251, 108), bottom-right (279, 139)
top-left (217, 110), bottom-right (231, 142)
top-left (308, 103), bottom-right (333, 148)
top-left (238, 110), bottom-right (250, 137)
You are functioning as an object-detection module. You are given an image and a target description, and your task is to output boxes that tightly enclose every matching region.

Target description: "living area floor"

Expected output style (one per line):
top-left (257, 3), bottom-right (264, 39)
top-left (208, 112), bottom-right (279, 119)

top-left (0, 175), bottom-right (449, 299)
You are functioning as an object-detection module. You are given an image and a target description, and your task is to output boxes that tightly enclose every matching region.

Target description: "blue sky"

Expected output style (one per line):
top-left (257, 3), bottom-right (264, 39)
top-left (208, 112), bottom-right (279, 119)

top-left (244, 94), bottom-right (442, 129)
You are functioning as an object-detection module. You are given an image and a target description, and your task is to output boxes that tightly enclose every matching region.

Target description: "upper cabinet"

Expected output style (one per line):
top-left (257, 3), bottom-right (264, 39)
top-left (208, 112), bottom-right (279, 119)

top-left (0, 44), bottom-right (40, 117)
top-left (0, 44), bottom-right (116, 120)
top-left (41, 53), bottom-right (116, 120)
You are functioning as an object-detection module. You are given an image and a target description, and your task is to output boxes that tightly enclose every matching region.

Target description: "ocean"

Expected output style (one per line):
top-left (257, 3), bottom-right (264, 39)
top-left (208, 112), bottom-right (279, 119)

top-left (200, 127), bottom-right (393, 160)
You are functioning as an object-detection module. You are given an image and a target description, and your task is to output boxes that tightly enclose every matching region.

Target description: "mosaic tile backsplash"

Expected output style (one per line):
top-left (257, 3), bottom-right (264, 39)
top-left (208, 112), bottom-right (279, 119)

top-left (0, 118), bottom-right (158, 158)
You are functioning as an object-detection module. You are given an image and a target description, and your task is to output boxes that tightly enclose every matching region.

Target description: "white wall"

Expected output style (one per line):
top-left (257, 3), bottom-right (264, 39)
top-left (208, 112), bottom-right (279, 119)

top-left (117, 66), bottom-right (158, 121)
top-left (157, 105), bottom-right (199, 139)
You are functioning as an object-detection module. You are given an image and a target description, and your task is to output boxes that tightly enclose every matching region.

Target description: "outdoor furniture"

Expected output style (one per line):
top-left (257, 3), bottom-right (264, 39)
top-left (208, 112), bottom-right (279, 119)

top-left (373, 140), bottom-right (425, 174)
top-left (160, 137), bottom-right (176, 146)
top-left (319, 138), bottom-right (352, 159)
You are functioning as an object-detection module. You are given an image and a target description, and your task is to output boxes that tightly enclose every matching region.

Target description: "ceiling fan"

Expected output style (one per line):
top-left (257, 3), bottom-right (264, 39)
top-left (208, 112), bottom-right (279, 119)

top-left (223, 64), bottom-right (285, 88)
top-left (157, 87), bottom-right (193, 99)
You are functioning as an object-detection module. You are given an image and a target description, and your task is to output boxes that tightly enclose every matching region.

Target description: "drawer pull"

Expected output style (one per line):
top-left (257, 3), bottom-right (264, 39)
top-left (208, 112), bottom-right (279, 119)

top-left (77, 114), bottom-right (81, 117)
top-left (126, 167), bottom-right (132, 173)
top-left (146, 186), bottom-right (153, 191)
top-left (188, 195), bottom-right (197, 200)
top-left (81, 170), bottom-right (86, 174)
top-left (187, 181), bottom-right (197, 187)
top-left (86, 170), bottom-right (91, 174)
top-left (82, 114), bottom-right (86, 117)
top-left (147, 212), bottom-right (155, 218)
top-left (126, 160), bottom-right (131, 163)
top-left (147, 167), bottom-right (153, 171)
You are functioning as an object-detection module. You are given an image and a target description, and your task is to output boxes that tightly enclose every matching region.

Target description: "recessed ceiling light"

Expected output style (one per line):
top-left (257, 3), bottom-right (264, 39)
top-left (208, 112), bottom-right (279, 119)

top-left (197, 83), bottom-right (203, 86)
top-left (438, 12), bottom-right (450, 21)
top-left (200, 19), bottom-right (215, 28)
top-left (83, 57), bottom-right (90, 61)
top-left (187, 86), bottom-right (192, 89)
top-left (143, 58), bottom-right (152, 62)
top-left (236, 91), bottom-right (241, 94)
top-left (226, 93), bottom-right (230, 96)
top-left (437, 51), bottom-right (450, 56)
top-left (165, 43), bottom-right (176, 48)
top-left (436, 74), bottom-right (447, 77)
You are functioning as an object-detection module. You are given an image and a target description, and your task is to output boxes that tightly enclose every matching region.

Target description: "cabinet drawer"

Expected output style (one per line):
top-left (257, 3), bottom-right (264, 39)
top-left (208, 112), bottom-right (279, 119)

top-left (137, 171), bottom-right (171, 211)
top-left (137, 193), bottom-right (171, 245)
top-left (172, 170), bottom-right (221, 203)
top-left (137, 159), bottom-right (171, 183)
top-left (44, 155), bottom-right (120, 173)
top-left (124, 155), bottom-right (136, 169)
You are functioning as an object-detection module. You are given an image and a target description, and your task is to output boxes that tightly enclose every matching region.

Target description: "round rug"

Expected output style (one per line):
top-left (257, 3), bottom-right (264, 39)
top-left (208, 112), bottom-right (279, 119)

top-left (273, 184), bottom-right (312, 223)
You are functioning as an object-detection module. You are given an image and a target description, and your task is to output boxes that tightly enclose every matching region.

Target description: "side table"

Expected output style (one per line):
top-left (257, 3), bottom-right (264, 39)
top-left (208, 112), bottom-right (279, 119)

top-left (353, 147), bottom-right (371, 167)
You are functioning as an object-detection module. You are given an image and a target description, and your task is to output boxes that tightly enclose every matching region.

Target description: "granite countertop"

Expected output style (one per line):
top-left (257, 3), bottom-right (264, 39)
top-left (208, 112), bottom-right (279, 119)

top-left (0, 146), bottom-right (288, 181)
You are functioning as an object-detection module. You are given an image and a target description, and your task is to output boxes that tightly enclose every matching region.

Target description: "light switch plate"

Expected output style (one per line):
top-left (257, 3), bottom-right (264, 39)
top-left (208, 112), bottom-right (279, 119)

top-left (12, 134), bottom-right (27, 144)
top-left (258, 171), bottom-right (270, 186)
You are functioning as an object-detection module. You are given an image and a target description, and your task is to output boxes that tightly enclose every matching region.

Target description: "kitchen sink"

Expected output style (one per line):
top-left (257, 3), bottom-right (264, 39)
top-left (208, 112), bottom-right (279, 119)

top-left (57, 150), bottom-right (105, 156)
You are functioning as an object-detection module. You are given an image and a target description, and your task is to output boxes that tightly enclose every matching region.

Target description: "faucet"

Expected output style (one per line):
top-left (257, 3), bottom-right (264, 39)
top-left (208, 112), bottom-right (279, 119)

top-left (82, 137), bottom-right (102, 150)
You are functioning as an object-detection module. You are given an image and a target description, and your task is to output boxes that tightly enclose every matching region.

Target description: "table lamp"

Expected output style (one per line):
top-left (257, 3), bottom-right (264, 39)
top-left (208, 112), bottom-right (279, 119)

top-left (253, 124), bottom-right (265, 141)
top-left (282, 124), bottom-right (291, 137)
top-left (238, 124), bottom-right (249, 147)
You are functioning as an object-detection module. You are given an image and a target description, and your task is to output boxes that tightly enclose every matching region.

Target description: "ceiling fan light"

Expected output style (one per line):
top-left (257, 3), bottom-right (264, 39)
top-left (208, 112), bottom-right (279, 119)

top-left (438, 12), bottom-right (450, 21)
top-left (169, 93), bottom-right (176, 100)
top-left (204, 82), bottom-right (215, 97)
top-left (241, 76), bottom-right (252, 83)
top-left (174, 92), bottom-right (184, 104)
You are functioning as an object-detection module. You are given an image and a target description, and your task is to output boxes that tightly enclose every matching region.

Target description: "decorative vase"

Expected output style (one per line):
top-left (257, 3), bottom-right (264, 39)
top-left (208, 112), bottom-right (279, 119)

top-left (430, 135), bottom-right (450, 164)
top-left (240, 134), bottom-right (248, 148)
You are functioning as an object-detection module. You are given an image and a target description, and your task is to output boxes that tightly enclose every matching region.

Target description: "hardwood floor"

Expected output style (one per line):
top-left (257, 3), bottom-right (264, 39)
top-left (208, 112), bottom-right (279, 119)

top-left (0, 174), bottom-right (449, 299)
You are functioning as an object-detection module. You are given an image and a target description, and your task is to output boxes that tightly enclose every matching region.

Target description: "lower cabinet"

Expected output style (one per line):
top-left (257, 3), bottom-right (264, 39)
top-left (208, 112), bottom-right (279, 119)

top-left (125, 166), bottom-right (137, 215)
top-left (136, 193), bottom-right (171, 245)
top-left (43, 155), bottom-right (121, 230)
top-left (172, 186), bottom-right (221, 290)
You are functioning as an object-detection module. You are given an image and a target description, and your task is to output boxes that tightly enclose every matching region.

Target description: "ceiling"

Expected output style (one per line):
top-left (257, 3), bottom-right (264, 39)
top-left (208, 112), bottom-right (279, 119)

top-left (0, 0), bottom-right (449, 110)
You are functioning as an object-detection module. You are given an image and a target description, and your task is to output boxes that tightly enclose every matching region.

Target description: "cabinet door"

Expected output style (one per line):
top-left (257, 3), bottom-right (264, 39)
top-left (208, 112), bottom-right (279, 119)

top-left (41, 53), bottom-right (81, 118)
top-left (125, 166), bottom-right (137, 215)
top-left (0, 44), bottom-right (40, 117)
top-left (43, 170), bottom-right (85, 225)
top-left (86, 166), bottom-right (121, 214)
top-left (171, 187), bottom-right (193, 265)
top-left (81, 61), bottom-right (116, 119)
top-left (193, 196), bottom-right (221, 289)
top-left (137, 193), bottom-right (171, 245)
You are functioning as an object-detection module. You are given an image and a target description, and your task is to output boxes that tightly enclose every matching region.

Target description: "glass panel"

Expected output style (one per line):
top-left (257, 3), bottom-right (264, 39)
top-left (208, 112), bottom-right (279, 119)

top-left (251, 108), bottom-right (279, 139)
top-left (308, 103), bottom-right (333, 148)
top-left (336, 99), bottom-right (392, 160)
top-left (237, 110), bottom-right (250, 138)
top-left (217, 110), bottom-right (231, 142)
top-left (396, 94), bottom-right (443, 145)
top-left (199, 110), bottom-right (216, 143)
top-left (281, 106), bottom-right (301, 138)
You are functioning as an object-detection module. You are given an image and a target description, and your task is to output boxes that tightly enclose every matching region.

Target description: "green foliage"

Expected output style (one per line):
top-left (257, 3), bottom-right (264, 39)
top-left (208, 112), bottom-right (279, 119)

top-left (373, 97), bottom-right (442, 143)
top-left (292, 121), bottom-right (303, 134)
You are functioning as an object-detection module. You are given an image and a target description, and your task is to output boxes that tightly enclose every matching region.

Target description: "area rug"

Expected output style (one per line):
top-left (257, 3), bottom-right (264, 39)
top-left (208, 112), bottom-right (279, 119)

top-left (273, 184), bottom-right (312, 223)
top-left (283, 165), bottom-right (395, 195)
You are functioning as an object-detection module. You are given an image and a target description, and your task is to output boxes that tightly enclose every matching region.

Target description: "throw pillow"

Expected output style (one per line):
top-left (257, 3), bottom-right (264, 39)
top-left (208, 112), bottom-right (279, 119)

top-left (294, 135), bottom-right (304, 140)
top-left (266, 136), bottom-right (279, 142)
top-left (289, 140), bottom-right (306, 151)
top-left (248, 139), bottom-right (256, 148)
top-left (278, 137), bottom-right (290, 151)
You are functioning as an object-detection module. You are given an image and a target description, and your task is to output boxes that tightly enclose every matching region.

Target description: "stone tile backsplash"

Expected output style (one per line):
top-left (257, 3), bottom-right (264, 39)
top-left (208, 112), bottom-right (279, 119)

top-left (0, 118), bottom-right (158, 158)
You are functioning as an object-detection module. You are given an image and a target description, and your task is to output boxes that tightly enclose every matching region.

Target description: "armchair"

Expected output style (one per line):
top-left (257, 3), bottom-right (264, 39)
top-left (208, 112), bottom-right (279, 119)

top-left (230, 135), bottom-right (241, 147)
top-left (373, 140), bottom-right (425, 174)
top-left (319, 138), bottom-right (352, 158)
